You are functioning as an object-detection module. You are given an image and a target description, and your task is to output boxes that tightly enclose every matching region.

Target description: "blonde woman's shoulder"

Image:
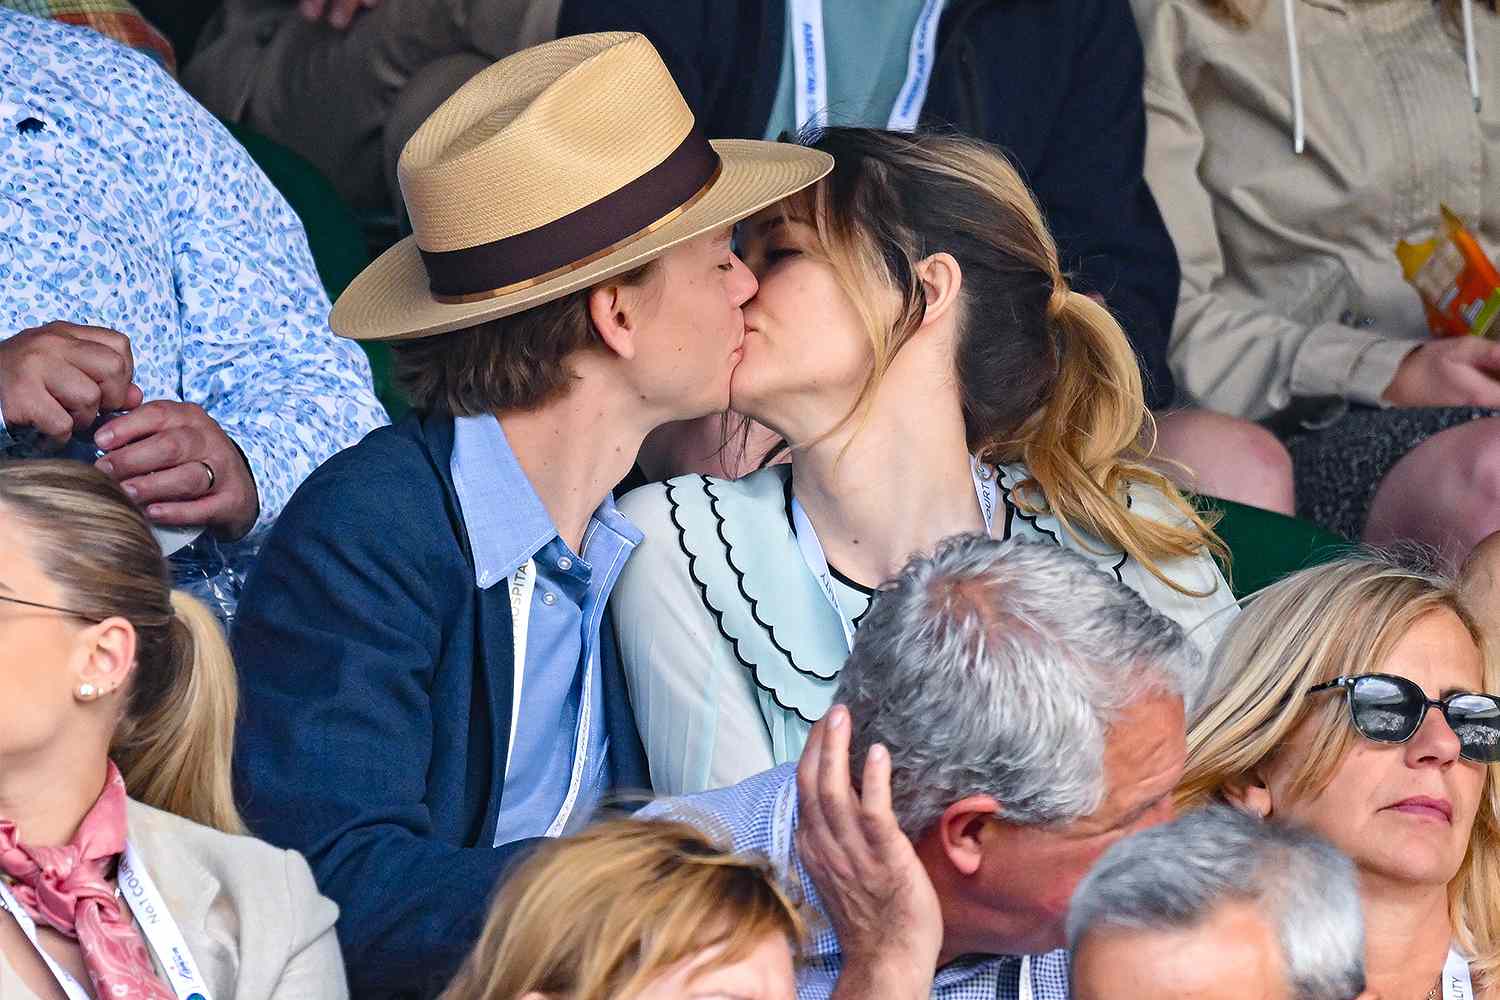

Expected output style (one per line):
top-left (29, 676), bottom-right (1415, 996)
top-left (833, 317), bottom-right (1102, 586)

top-left (125, 799), bottom-right (348, 1000)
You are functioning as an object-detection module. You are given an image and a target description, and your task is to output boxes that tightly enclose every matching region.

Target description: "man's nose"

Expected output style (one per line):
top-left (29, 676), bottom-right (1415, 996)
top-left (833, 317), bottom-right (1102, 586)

top-left (728, 252), bottom-right (758, 306)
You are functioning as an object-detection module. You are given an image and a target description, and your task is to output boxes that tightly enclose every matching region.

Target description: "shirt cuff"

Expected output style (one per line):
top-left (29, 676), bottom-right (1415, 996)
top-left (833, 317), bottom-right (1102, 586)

top-left (1290, 323), bottom-right (1423, 408)
top-left (0, 396), bottom-right (14, 449)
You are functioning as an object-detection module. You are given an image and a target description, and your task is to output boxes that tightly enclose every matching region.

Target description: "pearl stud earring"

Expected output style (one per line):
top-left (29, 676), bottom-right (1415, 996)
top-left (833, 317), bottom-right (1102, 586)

top-left (76, 683), bottom-right (98, 701)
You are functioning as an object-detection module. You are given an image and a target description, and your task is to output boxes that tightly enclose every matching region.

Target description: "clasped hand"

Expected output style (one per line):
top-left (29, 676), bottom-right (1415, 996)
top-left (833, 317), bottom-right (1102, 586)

top-left (0, 322), bottom-right (259, 539)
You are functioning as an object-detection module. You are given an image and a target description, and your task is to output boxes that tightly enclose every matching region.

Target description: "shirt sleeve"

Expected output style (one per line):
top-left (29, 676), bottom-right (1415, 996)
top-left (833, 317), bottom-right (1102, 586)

top-left (611, 484), bottom-right (777, 796)
top-left (163, 93), bottom-right (387, 550)
top-left (1136, 0), bottom-right (1417, 419)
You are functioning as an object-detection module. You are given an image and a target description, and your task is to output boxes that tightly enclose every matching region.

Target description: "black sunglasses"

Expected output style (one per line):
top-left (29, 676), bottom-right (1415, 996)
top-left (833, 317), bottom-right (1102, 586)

top-left (0, 593), bottom-right (100, 622)
top-left (1309, 673), bottom-right (1500, 764)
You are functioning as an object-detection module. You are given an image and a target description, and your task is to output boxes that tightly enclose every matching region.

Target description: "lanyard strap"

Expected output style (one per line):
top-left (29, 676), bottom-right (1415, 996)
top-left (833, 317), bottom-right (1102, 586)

top-left (498, 556), bottom-right (597, 844)
top-left (789, 0), bottom-right (947, 133)
top-left (1445, 946), bottom-right (1476, 1000)
top-left (791, 457), bottom-right (997, 652)
top-left (0, 843), bottom-right (213, 1000)
top-left (1017, 954), bottom-right (1032, 1000)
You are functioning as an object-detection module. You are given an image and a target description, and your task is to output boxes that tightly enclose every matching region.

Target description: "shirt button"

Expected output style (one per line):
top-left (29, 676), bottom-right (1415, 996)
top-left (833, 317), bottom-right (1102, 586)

top-left (557, 556), bottom-right (573, 572)
top-left (541, 592), bottom-right (557, 606)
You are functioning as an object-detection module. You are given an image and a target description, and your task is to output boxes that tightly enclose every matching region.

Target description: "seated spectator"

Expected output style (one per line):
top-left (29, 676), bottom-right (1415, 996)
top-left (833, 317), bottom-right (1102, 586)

top-left (230, 33), bottom-right (831, 998)
top-left (0, 8), bottom-right (387, 563)
top-left (184, 0), bottom-right (560, 219)
top-left (645, 536), bottom-right (1202, 998)
top-left (1136, 0), bottom-right (1500, 562)
top-left (0, 461), bottom-right (347, 999)
top-left (612, 127), bottom-right (1234, 795)
top-left (442, 819), bottom-right (802, 1000)
top-left (1180, 550), bottom-right (1500, 997)
top-left (564, 0), bottom-right (1295, 513)
top-left (1068, 804), bottom-right (1371, 1000)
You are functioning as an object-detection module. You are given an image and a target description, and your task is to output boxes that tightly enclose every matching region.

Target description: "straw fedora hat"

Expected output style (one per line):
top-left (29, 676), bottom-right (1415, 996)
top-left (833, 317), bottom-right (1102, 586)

top-left (331, 31), bottom-right (833, 342)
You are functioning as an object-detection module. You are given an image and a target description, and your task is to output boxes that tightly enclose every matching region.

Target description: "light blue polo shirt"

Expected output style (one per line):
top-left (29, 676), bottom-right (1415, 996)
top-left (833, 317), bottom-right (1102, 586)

top-left (449, 413), bottom-right (641, 844)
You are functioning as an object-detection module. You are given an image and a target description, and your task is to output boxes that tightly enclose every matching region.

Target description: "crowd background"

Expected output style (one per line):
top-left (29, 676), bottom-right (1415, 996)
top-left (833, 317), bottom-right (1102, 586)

top-left (1, 0), bottom-right (1499, 998)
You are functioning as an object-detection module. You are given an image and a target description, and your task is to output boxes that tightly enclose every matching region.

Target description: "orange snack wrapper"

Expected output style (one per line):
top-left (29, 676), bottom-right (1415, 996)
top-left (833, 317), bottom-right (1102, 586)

top-left (1396, 205), bottom-right (1500, 339)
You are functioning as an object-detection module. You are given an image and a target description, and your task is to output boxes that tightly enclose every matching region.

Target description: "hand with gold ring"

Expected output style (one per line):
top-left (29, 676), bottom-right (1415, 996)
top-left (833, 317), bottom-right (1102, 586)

top-left (90, 399), bottom-right (260, 539)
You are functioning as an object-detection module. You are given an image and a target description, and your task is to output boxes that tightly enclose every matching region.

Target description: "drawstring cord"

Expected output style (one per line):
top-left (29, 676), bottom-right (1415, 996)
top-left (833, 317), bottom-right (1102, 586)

top-left (1283, 0), bottom-right (1306, 153)
top-left (1462, 0), bottom-right (1482, 112)
top-left (1285, 0), bottom-right (1483, 154)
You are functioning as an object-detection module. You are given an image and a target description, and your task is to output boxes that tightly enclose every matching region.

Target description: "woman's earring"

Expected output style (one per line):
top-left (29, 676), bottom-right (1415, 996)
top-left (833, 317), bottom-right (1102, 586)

top-left (75, 683), bottom-right (99, 702)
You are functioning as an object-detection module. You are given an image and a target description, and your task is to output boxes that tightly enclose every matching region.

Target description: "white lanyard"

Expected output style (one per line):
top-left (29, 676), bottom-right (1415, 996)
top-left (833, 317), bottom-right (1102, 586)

top-left (791, 456), bottom-right (997, 651)
top-left (1018, 954), bottom-right (1032, 1000)
top-left (789, 0), bottom-right (947, 133)
top-left (0, 842), bottom-right (213, 1000)
top-left (1444, 946), bottom-right (1476, 1000)
top-left (499, 555), bottom-right (597, 844)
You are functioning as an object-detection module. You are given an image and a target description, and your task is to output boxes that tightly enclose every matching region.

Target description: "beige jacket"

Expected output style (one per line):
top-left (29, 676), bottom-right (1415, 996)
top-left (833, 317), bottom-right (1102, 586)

top-left (1, 799), bottom-right (347, 1000)
top-left (1134, 0), bottom-right (1500, 420)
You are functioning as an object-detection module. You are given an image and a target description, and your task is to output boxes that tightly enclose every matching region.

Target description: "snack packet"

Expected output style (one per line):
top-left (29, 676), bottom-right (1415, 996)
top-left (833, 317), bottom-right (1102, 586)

top-left (1396, 205), bottom-right (1500, 338)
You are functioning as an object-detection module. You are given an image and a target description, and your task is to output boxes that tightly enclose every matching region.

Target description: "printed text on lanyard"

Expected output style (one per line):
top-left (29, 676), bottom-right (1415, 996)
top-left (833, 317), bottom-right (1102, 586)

top-left (0, 842), bottom-right (212, 1000)
top-left (789, 0), bottom-right (946, 133)
top-left (499, 558), bottom-right (594, 843)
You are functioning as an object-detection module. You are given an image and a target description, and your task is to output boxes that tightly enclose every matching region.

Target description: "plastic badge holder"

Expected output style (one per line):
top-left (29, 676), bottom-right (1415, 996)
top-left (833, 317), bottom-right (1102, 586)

top-left (60, 412), bottom-right (243, 627)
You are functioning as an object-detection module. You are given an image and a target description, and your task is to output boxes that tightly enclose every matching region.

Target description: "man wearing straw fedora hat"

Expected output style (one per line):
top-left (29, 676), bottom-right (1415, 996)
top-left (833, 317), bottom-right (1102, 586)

top-left (228, 31), bottom-right (831, 998)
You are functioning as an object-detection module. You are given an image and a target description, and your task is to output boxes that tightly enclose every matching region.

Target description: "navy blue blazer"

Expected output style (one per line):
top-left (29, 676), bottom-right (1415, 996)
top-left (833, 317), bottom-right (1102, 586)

top-left (231, 411), bottom-right (650, 999)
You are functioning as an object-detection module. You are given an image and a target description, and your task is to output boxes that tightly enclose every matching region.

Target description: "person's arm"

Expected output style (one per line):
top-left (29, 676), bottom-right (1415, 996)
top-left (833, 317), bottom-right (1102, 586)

top-left (1135, 0), bottom-right (1417, 420)
top-left (269, 849), bottom-right (349, 1000)
top-left (232, 446), bottom-right (525, 998)
top-left (1024, 0), bottom-right (1181, 411)
top-left (164, 91), bottom-right (387, 549)
top-left (796, 708), bottom-right (942, 1000)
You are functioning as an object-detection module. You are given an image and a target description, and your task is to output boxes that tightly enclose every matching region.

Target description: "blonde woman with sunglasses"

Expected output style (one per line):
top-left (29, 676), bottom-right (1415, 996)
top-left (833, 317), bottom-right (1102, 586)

top-left (1180, 550), bottom-right (1500, 999)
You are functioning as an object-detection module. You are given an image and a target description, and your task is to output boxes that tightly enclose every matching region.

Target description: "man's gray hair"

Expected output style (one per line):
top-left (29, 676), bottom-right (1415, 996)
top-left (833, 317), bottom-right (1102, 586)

top-left (1066, 806), bottom-right (1366, 1000)
top-left (835, 534), bottom-right (1200, 837)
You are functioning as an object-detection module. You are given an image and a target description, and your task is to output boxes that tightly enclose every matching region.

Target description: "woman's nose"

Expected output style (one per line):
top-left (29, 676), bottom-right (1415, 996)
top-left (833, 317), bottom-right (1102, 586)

top-left (1407, 705), bottom-right (1463, 766)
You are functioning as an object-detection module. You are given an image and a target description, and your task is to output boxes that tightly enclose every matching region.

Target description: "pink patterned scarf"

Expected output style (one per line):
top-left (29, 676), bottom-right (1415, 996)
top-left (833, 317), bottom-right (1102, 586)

top-left (0, 762), bottom-right (174, 1000)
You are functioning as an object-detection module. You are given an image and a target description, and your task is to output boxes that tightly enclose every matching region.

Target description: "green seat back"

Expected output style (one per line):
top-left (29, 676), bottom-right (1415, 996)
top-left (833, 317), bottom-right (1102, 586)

top-left (223, 121), bottom-right (408, 421)
top-left (1201, 497), bottom-right (1350, 600)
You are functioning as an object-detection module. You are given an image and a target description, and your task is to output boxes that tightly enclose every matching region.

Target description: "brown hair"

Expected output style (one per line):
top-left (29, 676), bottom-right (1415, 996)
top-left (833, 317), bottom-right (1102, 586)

top-left (394, 260), bottom-right (658, 415)
top-left (784, 128), bottom-right (1223, 589)
top-left (442, 818), bottom-right (804, 1000)
top-left (1179, 550), bottom-right (1500, 992)
top-left (0, 460), bottom-right (244, 835)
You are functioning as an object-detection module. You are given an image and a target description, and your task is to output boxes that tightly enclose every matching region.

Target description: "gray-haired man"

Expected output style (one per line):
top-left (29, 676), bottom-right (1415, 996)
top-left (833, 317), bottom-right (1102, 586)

top-left (643, 535), bottom-right (1203, 999)
top-left (1068, 805), bottom-right (1373, 1000)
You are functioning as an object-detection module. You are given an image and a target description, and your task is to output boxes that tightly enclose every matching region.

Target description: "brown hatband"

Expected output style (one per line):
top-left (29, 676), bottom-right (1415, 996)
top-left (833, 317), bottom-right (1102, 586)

top-left (420, 124), bottom-right (722, 302)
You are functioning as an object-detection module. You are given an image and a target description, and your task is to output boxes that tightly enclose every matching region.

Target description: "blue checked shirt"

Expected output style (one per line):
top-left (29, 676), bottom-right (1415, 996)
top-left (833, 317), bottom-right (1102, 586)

top-left (643, 764), bottom-right (1073, 1000)
top-left (0, 9), bottom-right (387, 550)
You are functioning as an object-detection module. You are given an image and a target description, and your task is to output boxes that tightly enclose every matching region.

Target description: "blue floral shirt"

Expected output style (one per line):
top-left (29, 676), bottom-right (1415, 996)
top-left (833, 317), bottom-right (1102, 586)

top-left (0, 9), bottom-right (387, 548)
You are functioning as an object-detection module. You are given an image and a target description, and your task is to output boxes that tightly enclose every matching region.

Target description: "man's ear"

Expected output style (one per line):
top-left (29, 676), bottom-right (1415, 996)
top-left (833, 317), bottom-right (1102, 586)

top-left (588, 277), bottom-right (656, 362)
top-left (933, 794), bottom-right (1001, 877)
top-left (913, 252), bottom-right (963, 330)
top-left (71, 616), bottom-right (137, 703)
top-left (1222, 770), bottom-right (1274, 820)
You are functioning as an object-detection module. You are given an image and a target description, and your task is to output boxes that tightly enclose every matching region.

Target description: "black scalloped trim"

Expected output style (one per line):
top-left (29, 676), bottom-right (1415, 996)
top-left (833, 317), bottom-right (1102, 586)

top-left (666, 477), bottom-right (826, 725)
top-left (706, 478), bottom-right (841, 682)
top-left (996, 467), bottom-right (1129, 584)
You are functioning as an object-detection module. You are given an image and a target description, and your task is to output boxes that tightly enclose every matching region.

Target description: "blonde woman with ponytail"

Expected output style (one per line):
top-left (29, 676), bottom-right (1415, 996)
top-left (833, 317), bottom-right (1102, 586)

top-left (0, 461), bottom-right (346, 1000)
top-left (611, 127), bottom-right (1234, 796)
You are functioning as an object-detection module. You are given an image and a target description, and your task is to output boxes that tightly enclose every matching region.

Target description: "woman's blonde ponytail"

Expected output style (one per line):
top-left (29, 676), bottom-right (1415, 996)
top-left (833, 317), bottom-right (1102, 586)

top-left (113, 591), bottom-right (245, 835)
top-left (0, 461), bottom-right (245, 835)
top-left (1010, 288), bottom-right (1226, 591)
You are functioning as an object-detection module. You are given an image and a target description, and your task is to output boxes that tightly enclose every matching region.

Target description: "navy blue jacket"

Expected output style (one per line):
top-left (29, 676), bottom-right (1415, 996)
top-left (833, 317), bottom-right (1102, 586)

top-left (559, 0), bottom-right (1181, 408)
top-left (231, 412), bottom-right (650, 999)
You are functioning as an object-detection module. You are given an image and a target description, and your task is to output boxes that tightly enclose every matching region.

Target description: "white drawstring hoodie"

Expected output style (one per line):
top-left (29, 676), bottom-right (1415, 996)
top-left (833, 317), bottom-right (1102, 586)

top-left (1283, 0), bottom-right (1484, 152)
top-left (1133, 0), bottom-right (1499, 419)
